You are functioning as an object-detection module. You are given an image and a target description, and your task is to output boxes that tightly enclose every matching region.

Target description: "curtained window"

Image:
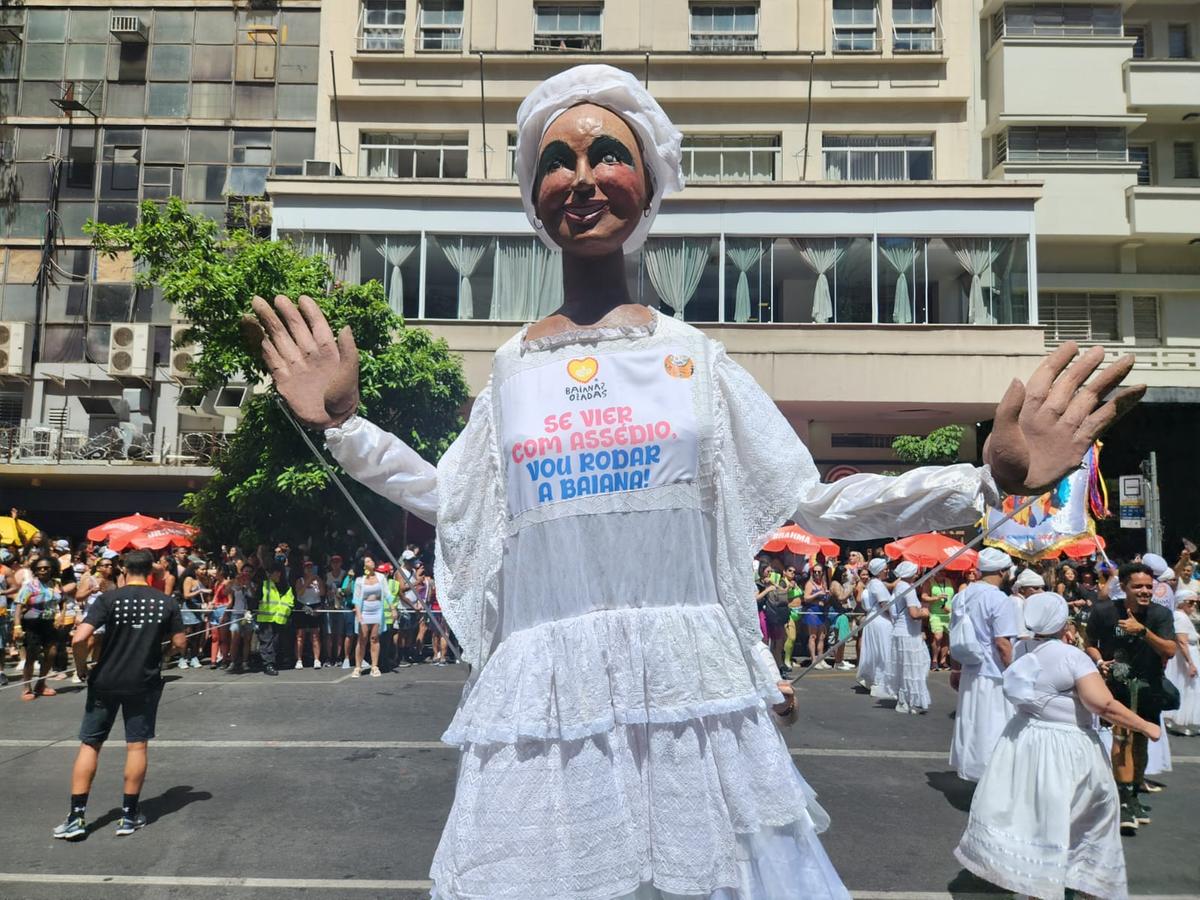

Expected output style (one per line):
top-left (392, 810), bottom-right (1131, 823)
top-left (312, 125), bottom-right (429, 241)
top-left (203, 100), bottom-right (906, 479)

top-left (643, 237), bottom-right (715, 321)
top-left (490, 237), bottom-right (562, 321)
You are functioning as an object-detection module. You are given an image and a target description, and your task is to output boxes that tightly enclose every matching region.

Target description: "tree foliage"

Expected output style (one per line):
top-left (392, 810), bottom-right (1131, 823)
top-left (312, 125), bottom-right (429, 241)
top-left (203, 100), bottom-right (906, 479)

top-left (891, 425), bottom-right (965, 467)
top-left (88, 199), bottom-right (469, 551)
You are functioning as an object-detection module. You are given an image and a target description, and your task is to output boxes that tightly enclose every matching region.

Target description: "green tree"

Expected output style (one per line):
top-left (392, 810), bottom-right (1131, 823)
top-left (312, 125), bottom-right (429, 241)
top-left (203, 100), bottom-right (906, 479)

top-left (88, 199), bottom-right (469, 550)
top-left (891, 424), bottom-right (965, 467)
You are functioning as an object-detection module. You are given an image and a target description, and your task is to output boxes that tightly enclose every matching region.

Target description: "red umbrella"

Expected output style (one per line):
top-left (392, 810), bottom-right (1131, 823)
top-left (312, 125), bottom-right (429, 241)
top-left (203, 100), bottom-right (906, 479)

top-left (107, 519), bottom-right (199, 552)
top-left (87, 513), bottom-right (163, 544)
top-left (885, 532), bottom-right (979, 573)
top-left (762, 526), bottom-right (841, 558)
top-left (1059, 534), bottom-right (1106, 560)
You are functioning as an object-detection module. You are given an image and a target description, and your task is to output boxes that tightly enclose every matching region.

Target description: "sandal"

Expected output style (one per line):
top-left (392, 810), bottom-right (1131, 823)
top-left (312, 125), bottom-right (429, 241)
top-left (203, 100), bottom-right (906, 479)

top-left (21, 691), bottom-right (36, 702)
top-left (37, 687), bottom-right (57, 697)
top-left (370, 666), bottom-right (381, 677)
top-left (351, 668), bottom-right (361, 678)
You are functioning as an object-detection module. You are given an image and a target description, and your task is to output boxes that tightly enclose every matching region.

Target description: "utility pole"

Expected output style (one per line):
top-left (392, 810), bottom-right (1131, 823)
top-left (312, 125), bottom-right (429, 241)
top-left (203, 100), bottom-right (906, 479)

top-left (1141, 452), bottom-right (1163, 555)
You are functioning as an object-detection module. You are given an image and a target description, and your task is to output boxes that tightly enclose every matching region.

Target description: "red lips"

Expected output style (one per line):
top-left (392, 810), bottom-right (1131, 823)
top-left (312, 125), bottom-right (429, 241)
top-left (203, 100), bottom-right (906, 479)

top-left (563, 199), bottom-right (608, 223)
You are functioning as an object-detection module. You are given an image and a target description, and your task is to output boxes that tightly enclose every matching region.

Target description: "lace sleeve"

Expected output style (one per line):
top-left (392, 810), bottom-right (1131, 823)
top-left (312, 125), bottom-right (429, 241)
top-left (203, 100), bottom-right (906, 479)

top-left (324, 415), bottom-right (439, 526)
top-left (713, 347), bottom-right (999, 543)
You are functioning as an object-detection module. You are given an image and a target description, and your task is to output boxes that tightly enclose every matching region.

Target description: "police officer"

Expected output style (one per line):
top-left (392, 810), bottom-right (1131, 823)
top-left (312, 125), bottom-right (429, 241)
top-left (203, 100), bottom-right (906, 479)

top-left (255, 564), bottom-right (293, 677)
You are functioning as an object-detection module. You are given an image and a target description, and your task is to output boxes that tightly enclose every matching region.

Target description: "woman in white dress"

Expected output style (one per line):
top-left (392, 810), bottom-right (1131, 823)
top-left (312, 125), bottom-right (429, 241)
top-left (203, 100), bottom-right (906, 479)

top-left (956, 592), bottom-right (1160, 900)
top-left (247, 63), bottom-right (1144, 900)
top-left (856, 558), bottom-right (894, 696)
top-left (887, 560), bottom-right (931, 713)
top-left (1165, 588), bottom-right (1200, 736)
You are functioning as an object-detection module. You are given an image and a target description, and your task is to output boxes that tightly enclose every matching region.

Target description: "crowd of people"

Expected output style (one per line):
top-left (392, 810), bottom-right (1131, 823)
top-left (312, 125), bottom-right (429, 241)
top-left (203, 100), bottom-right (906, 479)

top-left (0, 528), bottom-right (455, 694)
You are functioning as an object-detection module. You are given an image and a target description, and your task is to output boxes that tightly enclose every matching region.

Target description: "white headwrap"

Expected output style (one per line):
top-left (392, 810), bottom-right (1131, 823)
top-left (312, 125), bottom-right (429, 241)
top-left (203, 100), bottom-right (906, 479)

top-left (1142, 552), bottom-right (1168, 577)
top-left (1023, 591), bottom-right (1069, 636)
top-left (867, 558), bottom-right (888, 577)
top-left (1175, 588), bottom-right (1197, 608)
top-left (515, 64), bottom-right (684, 254)
top-left (1013, 568), bottom-right (1045, 590)
top-left (1157, 569), bottom-right (1177, 584)
top-left (978, 547), bottom-right (1012, 574)
top-left (895, 561), bottom-right (919, 580)
top-left (1003, 591), bottom-right (1070, 704)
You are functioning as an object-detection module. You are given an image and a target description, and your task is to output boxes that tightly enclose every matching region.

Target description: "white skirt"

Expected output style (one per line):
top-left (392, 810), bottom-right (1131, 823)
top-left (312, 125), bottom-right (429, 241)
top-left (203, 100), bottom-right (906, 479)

top-left (856, 614), bottom-right (892, 693)
top-left (1165, 642), bottom-right (1200, 730)
top-left (886, 631), bottom-right (930, 713)
top-left (950, 668), bottom-right (1013, 782)
top-left (955, 715), bottom-right (1128, 900)
top-left (1145, 713), bottom-right (1171, 775)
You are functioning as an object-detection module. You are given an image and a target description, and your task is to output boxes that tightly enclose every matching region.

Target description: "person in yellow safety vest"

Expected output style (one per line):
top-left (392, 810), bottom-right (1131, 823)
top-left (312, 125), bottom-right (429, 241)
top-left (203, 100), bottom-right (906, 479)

top-left (255, 563), bottom-right (293, 677)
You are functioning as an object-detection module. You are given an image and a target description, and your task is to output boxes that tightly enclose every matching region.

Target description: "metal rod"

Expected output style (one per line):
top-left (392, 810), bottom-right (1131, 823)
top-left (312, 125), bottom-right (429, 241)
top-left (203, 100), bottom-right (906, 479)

top-left (329, 50), bottom-right (345, 175)
top-left (477, 52), bottom-right (488, 180)
top-left (274, 398), bottom-right (462, 662)
top-left (789, 491), bottom-right (1042, 684)
top-left (801, 51), bottom-right (815, 181)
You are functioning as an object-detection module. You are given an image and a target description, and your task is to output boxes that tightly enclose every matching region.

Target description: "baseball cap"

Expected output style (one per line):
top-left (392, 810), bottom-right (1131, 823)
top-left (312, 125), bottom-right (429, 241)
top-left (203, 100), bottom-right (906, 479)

top-left (53, 539), bottom-right (70, 552)
top-left (401, 550), bottom-right (416, 561)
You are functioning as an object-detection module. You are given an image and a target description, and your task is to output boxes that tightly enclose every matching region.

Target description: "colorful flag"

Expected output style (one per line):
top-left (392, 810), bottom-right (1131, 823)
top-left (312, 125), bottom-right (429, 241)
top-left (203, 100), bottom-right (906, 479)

top-left (984, 443), bottom-right (1108, 561)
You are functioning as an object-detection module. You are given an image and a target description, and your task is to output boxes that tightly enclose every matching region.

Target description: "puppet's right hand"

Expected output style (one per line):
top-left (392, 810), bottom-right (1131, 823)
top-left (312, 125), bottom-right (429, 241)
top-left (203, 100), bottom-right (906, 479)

top-left (242, 294), bottom-right (360, 430)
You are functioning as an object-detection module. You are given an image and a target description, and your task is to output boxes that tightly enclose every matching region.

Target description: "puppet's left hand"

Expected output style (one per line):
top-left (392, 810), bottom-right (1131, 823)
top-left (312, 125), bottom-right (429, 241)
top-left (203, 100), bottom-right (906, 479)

top-left (983, 342), bottom-right (1144, 495)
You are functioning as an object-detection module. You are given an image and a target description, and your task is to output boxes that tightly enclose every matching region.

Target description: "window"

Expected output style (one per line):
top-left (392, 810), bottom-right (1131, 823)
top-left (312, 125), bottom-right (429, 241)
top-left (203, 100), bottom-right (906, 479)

top-left (236, 26), bottom-right (278, 80)
top-left (1126, 24), bottom-right (1146, 59)
top-left (999, 126), bottom-right (1126, 163)
top-left (823, 134), bottom-right (933, 181)
top-left (360, 132), bottom-right (468, 178)
top-left (994, 5), bottom-right (1122, 39)
top-left (419, 0), bottom-right (463, 51)
top-left (1039, 293), bottom-right (1118, 343)
top-left (833, 0), bottom-right (878, 52)
top-left (832, 433), bottom-right (900, 449)
top-left (1132, 296), bottom-right (1159, 344)
top-left (1128, 144), bottom-right (1151, 185)
top-left (892, 0), bottom-right (940, 52)
top-left (1175, 142), bottom-right (1198, 179)
top-left (689, 4), bottom-right (759, 53)
top-left (682, 135), bottom-right (779, 182)
top-left (1168, 24), bottom-right (1191, 59)
top-left (360, 0), bottom-right (406, 51)
top-left (534, 4), bottom-right (602, 51)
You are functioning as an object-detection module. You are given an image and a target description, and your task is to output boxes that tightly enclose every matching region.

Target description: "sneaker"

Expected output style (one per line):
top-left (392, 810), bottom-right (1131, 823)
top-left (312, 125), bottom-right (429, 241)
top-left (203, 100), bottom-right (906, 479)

top-left (341, 659), bottom-right (351, 670)
top-left (294, 660), bottom-right (304, 670)
top-left (837, 661), bottom-right (854, 671)
top-left (396, 660), bottom-right (412, 668)
top-left (188, 657), bottom-right (201, 669)
top-left (178, 658), bottom-right (188, 670)
top-left (114, 813), bottom-right (147, 836)
top-left (361, 660), bottom-right (370, 670)
top-left (1132, 797), bottom-right (1152, 825)
top-left (1141, 780), bottom-right (1165, 794)
top-left (815, 661), bottom-right (832, 670)
top-left (313, 659), bottom-right (322, 669)
top-left (53, 814), bottom-right (87, 841)
top-left (351, 668), bottom-right (361, 678)
top-left (71, 673), bottom-right (83, 684)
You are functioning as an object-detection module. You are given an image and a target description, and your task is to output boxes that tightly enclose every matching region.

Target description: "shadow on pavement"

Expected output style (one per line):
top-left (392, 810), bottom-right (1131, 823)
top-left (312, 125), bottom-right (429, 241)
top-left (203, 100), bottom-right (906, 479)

top-left (926, 770), bottom-right (975, 813)
top-left (88, 784), bottom-right (213, 834)
top-left (946, 866), bottom-right (1007, 895)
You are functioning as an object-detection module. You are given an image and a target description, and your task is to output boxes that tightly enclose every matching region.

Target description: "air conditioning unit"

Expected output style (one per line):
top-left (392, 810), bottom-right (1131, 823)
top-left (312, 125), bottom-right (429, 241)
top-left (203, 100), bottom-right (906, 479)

top-left (169, 324), bottom-right (200, 381)
top-left (0, 322), bottom-right (33, 376)
top-left (107, 323), bottom-right (153, 379)
top-left (110, 15), bottom-right (147, 42)
top-left (212, 386), bottom-right (249, 416)
top-left (302, 159), bottom-right (341, 177)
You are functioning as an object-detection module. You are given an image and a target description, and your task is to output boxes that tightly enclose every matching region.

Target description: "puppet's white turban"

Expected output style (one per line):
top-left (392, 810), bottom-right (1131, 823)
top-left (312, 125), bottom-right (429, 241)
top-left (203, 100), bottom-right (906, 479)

top-left (515, 64), bottom-right (684, 254)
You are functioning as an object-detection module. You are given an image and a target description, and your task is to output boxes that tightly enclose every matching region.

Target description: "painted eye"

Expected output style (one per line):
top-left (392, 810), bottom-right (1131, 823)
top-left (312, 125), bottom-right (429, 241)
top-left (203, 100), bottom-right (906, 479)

top-left (545, 160), bottom-right (563, 173)
top-left (599, 152), bottom-right (619, 164)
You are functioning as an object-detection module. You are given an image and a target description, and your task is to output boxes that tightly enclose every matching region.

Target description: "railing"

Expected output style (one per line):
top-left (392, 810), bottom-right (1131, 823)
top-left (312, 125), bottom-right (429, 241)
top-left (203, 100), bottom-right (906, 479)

top-left (1045, 343), bottom-right (1200, 371)
top-left (0, 426), bottom-right (231, 467)
top-left (358, 25), bottom-right (405, 52)
top-left (832, 29), bottom-right (881, 53)
top-left (533, 33), bottom-right (601, 52)
top-left (689, 33), bottom-right (760, 53)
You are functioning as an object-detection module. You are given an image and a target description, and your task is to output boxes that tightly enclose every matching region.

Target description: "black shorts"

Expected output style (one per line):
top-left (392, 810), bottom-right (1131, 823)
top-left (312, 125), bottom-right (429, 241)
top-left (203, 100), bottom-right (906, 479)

top-left (21, 617), bottom-right (54, 655)
top-left (291, 608), bottom-right (321, 630)
top-left (79, 684), bottom-right (164, 746)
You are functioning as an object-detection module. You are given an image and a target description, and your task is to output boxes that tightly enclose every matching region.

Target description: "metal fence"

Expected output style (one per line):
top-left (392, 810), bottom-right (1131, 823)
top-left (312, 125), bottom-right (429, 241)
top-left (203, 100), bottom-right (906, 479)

top-left (0, 426), bottom-right (230, 467)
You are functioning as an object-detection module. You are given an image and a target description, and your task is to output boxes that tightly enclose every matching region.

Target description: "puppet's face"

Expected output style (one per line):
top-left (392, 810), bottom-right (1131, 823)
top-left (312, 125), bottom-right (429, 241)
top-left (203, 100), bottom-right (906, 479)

top-left (534, 103), bottom-right (650, 257)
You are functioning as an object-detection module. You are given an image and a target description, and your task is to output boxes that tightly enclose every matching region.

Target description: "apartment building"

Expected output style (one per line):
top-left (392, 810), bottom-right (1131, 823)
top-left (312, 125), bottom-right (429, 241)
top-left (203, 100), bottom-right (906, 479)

top-left (0, 1), bottom-right (322, 533)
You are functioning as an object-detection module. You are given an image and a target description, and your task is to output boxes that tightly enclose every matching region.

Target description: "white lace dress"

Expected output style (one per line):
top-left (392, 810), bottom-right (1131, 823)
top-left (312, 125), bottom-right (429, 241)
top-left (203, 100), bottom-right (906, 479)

top-left (326, 310), bottom-right (997, 900)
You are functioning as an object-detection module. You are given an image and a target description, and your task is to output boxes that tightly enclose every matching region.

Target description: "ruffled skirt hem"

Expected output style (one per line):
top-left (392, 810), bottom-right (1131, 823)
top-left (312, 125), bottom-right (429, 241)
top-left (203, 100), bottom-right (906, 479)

top-left (887, 632), bottom-right (930, 711)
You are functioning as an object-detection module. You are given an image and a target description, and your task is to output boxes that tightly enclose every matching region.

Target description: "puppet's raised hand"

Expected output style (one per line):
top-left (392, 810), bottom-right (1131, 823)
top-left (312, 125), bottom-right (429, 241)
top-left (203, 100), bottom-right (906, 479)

top-left (240, 294), bottom-right (360, 430)
top-left (983, 342), bottom-right (1144, 496)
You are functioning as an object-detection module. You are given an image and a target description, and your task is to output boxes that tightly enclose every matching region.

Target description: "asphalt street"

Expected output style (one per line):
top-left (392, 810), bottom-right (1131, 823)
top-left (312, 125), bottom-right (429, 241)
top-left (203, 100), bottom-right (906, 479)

top-left (1, 664), bottom-right (1197, 900)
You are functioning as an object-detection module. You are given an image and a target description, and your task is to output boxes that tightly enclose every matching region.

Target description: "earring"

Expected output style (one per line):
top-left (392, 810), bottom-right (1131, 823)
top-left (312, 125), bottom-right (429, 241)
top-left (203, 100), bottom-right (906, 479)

top-left (533, 217), bottom-right (544, 230)
top-left (642, 207), bottom-right (651, 218)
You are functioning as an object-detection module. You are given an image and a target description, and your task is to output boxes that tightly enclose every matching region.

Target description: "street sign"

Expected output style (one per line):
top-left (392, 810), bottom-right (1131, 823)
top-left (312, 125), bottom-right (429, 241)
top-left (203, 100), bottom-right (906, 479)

top-left (1119, 475), bottom-right (1145, 529)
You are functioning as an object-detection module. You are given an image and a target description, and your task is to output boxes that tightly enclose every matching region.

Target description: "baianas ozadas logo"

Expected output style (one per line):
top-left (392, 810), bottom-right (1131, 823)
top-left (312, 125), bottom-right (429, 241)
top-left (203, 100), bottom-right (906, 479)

top-left (567, 357), bottom-right (599, 383)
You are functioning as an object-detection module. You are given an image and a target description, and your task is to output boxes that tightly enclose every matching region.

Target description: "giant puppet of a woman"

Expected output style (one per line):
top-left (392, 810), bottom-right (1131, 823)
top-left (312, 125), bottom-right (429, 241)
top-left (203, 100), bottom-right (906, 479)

top-left (248, 66), bottom-right (1142, 900)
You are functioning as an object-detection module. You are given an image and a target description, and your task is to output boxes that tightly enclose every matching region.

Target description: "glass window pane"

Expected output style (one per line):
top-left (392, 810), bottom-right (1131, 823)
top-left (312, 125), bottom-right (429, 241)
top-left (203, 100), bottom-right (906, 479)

top-left (65, 43), bottom-right (107, 80)
top-left (62, 129), bottom-right (97, 198)
top-left (235, 83), bottom-right (274, 118)
top-left (192, 45), bottom-right (233, 81)
top-left (91, 283), bottom-right (135, 322)
top-left (69, 9), bottom-right (110, 41)
top-left (57, 202), bottom-right (95, 238)
top-left (18, 81), bottom-right (60, 117)
top-left (27, 10), bottom-right (67, 42)
top-left (150, 44), bottom-right (192, 81)
top-left (106, 83), bottom-right (146, 117)
top-left (153, 10), bottom-right (195, 43)
top-left (148, 83), bottom-right (189, 117)
top-left (282, 10), bottom-right (321, 45)
top-left (45, 282), bottom-right (88, 321)
top-left (191, 82), bottom-right (232, 118)
top-left (274, 130), bottom-right (315, 165)
top-left (195, 10), bottom-right (236, 44)
top-left (22, 43), bottom-right (64, 79)
top-left (278, 45), bottom-right (319, 83)
top-left (1, 285), bottom-right (38, 321)
top-left (276, 83), bottom-right (317, 120)
top-left (41, 325), bottom-right (86, 363)
top-left (185, 164), bottom-right (228, 201)
top-left (17, 127), bottom-right (58, 160)
top-left (13, 161), bottom-right (51, 199)
top-left (146, 129), bottom-right (187, 163)
top-left (110, 43), bottom-right (149, 82)
top-left (226, 166), bottom-right (267, 195)
top-left (188, 129), bottom-right (229, 162)
top-left (0, 43), bottom-right (20, 79)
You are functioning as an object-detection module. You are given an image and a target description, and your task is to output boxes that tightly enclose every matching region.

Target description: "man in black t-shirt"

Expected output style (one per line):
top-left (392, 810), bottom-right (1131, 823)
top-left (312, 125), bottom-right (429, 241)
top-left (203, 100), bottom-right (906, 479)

top-left (52, 549), bottom-right (185, 842)
top-left (1086, 562), bottom-right (1176, 833)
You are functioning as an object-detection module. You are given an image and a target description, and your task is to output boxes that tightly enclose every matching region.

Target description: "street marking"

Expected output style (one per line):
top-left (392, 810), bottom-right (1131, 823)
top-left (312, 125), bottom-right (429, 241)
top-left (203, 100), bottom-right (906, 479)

top-left (0, 875), bottom-right (1189, 899)
top-left (0, 737), bottom-right (1196, 765)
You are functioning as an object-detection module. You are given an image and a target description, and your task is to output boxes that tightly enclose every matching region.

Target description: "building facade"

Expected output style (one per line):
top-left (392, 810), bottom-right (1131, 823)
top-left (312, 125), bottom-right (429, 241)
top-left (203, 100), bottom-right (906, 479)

top-left (4, 0), bottom-right (1198, 542)
top-left (0, 1), bottom-right (322, 533)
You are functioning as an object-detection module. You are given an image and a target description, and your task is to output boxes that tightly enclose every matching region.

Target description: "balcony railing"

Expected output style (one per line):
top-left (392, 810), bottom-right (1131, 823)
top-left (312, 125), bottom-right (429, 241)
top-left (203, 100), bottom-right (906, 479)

top-left (689, 33), bottom-right (760, 53)
top-left (0, 426), bottom-right (230, 467)
top-left (533, 32), bottom-right (601, 52)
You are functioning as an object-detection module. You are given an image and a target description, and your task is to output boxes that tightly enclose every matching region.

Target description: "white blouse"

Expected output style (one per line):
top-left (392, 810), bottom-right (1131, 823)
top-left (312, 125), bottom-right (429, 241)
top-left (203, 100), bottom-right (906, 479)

top-left (325, 310), bottom-right (998, 744)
